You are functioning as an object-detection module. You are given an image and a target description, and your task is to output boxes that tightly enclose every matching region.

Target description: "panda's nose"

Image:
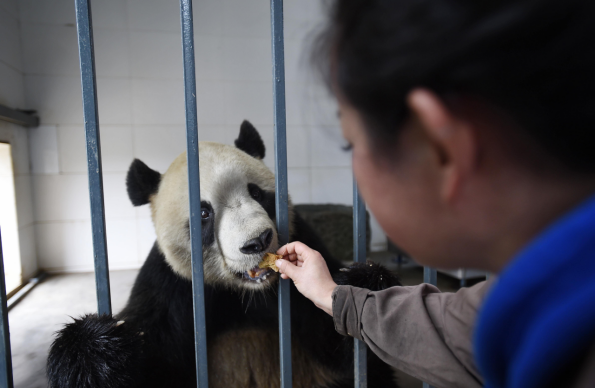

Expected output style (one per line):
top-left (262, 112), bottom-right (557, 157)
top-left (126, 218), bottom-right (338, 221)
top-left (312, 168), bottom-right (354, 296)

top-left (240, 228), bottom-right (273, 254)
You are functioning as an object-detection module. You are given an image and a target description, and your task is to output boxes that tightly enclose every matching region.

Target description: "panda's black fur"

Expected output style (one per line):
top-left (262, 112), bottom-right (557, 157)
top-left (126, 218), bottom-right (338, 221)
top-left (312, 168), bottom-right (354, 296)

top-left (47, 122), bottom-right (401, 388)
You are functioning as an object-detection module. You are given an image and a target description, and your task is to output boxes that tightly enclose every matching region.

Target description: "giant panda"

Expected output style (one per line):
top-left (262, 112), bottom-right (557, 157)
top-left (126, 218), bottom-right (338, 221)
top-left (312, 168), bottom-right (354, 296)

top-left (47, 120), bottom-right (401, 387)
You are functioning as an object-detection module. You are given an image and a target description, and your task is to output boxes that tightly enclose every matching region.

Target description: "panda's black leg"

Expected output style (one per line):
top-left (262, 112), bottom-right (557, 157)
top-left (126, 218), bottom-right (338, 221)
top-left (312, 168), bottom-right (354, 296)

top-left (333, 260), bottom-right (401, 291)
top-left (47, 314), bottom-right (144, 388)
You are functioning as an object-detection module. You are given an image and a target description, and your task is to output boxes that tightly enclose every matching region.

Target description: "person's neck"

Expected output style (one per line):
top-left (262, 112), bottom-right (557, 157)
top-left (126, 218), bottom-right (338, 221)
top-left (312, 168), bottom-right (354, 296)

top-left (485, 174), bottom-right (595, 274)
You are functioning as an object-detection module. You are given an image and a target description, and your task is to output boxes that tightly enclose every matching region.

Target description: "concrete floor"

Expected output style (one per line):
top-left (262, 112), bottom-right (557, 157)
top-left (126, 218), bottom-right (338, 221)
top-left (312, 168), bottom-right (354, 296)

top-left (9, 270), bottom-right (138, 388)
top-left (8, 255), bottom-right (482, 387)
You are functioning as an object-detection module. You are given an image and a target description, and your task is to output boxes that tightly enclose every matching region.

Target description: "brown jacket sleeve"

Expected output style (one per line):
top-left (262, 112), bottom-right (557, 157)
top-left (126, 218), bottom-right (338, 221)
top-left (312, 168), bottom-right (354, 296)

top-left (332, 280), bottom-right (492, 388)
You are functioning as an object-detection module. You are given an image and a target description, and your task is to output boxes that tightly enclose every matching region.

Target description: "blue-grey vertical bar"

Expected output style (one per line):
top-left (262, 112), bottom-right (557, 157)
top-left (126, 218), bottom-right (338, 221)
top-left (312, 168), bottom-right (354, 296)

top-left (179, 1), bottom-right (208, 387)
top-left (0, 230), bottom-right (13, 388)
top-left (353, 180), bottom-right (367, 388)
top-left (423, 266), bottom-right (436, 388)
top-left (423, 267), bottom-right (437, 286)
top-left (270, 0), bottom-right (292, 387)
top-left (74, 0), bottom-right (111, 316)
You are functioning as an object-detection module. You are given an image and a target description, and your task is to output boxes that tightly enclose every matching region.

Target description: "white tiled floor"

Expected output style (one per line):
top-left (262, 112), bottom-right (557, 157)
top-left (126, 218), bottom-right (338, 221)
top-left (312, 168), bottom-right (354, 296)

top-left (9, 270), bottom-right (139, 388)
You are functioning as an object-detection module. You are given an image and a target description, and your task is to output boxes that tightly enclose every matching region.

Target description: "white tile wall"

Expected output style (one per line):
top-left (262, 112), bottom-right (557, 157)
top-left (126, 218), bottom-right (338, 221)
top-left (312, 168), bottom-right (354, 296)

top-left (0, 0), bottom-right (19, 19)
top-left (129, 31), bottom-right (183, 80)
top-left (18, 0), bottom-right (75, 25)
top-left (16, 0), bottom-right (387, 273)
top-left (100, 126), bottom-right (134, 173)
top-left (14, 174), bottom-right (34, 227)
top-left (223, 81), bottom-right (274, 126)
top-left (57, 125), bottom-right (87, 174)
top-left (17, 224), bottom-right (37, 278)
top-left (310, 126), bottom-right (351, 167)
top-left (126, 0), bottom-right (180, 33)
top-left (221, 0), bottom-right (270, 39)
top-left (133, 125), bottom-right (187, 173)
top-left (21, 24), bottom-right (79, 76)
top-left (105, 218), bottom-right (139, 269)
top-left (31, 174), bottom-right (91, 222)
top-left (89, 0), bottom-right (128, 30)
top-left (94, 29), bottom-right (131, 78)
top-left (221, 37), bottom-right (271, 82)
top-left (0, 61), bottom-right (25, 107)
top-left (29, 125), bottom-right (59, 174)
top-left (0, 2), bottom-right (38, 281)
top-left (0, 7), bottom-right (22, 71)
top-left (288, 167), bottom-right (310, 204)
top-left (311, 167), bottom-right (353, 205)
top-left (102, 173), bottom-right (136, 220)
top-left (136, 217), bottom-right (156, 263)
top-left (35, 221), bottom-right (94, 272)
top-left (96, 78), bottom-right (133, 124)
top-left (131, 79), bottom-right (185, 125)
top-left (24, 75), bottom-right (83, 124)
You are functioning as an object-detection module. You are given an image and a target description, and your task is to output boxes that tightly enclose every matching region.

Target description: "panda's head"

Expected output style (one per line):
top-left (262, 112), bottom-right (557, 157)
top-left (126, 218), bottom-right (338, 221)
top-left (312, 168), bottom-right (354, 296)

top-left (126, 120), bottom-right (293, 290)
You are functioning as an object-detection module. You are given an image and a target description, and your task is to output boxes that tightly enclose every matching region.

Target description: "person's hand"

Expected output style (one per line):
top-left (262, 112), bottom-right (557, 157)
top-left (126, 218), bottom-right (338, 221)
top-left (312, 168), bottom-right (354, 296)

top-left (276, 241), bottom-right (337, 316)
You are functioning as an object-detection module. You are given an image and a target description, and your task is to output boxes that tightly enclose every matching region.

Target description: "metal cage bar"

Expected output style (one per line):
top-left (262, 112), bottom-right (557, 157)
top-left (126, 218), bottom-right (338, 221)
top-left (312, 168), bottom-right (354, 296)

top-left (270, 0), bottom-right (292, 387)
top-left (423, 267), bottom-right (437, 286)
top-left (179, 1), bottom-right (209, 387)
top-left (74, 0), bottom-right (112, 316)
top-left (0, 230), bottom-right (13, 388)
top-left (353, 181), bottom-right (368, 388)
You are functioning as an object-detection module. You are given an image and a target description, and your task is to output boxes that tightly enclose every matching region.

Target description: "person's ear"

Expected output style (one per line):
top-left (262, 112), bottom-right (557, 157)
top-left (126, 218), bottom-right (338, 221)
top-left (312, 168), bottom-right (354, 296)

top-left (407, 88), bottom-right (478, 202)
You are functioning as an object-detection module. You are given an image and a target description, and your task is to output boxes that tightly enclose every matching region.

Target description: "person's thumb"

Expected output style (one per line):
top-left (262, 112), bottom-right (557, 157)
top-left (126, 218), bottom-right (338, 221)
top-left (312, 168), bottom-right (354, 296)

top-left (276, 259), bottom-right (299, 280)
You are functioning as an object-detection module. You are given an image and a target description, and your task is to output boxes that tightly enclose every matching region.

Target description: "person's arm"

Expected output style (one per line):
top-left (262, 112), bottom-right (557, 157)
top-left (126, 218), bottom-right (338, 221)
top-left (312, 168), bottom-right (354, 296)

top-left (333, 281), bottom-right (490, 388)
top-left (276, 242), bottom-right (490, 388)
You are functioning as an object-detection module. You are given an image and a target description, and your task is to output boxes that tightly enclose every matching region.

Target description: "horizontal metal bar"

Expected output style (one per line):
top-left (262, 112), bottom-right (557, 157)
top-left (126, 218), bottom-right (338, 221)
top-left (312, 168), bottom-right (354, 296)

top-left (0, 229), bottom-right (14, 388)
top-left (7, 272), bottom-right (48, 311)
top-left (74, 0), bottom-right (112, 316)
top-left (353, 179), bottom-right (367, 388)
top-left (270, 0), bottom-right (292, 387)
top-left (179, 0), bottom-right (209, 387)
top-left (0, 105), bottom-right (38, 127)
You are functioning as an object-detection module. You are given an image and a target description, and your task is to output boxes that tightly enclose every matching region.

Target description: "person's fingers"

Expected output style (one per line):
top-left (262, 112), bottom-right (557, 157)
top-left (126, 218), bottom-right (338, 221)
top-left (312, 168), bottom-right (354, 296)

top-left (276, 259), bottom-right (299, 279)
top-left (279, 241), bottom-right (320, 263)
top-left (280, 273), bottom-right (289, 279)
top-left (277, 244), bottom-right (289, 256)
top-left (278, 241), bottom-right (310, 257)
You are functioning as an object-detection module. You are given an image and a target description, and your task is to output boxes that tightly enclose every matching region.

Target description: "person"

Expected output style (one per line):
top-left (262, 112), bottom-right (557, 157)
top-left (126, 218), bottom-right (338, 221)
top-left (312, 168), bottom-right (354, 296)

top-left (274, 0), bottom-right (595, 387)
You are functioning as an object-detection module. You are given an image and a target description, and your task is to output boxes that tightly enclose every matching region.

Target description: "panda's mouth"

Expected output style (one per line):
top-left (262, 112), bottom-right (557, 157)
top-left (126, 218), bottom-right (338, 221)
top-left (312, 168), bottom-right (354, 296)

top-left (240, 266), bottom-right (273, 283)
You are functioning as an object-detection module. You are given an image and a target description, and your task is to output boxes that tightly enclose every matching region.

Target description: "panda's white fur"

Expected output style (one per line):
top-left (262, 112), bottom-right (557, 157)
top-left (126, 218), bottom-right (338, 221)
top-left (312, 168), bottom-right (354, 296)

top-left (151, 141), bottom-right (294, 290)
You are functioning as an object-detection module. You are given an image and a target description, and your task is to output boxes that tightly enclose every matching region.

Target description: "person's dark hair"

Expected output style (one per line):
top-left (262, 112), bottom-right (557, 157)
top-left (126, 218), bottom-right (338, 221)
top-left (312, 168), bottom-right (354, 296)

top-left (313, 0), bottom-right (595, 172)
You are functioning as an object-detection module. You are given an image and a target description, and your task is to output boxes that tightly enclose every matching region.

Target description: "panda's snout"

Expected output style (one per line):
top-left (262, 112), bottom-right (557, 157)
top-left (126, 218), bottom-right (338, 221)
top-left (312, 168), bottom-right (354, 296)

top-left (240, 229), bottom-right (273, 254)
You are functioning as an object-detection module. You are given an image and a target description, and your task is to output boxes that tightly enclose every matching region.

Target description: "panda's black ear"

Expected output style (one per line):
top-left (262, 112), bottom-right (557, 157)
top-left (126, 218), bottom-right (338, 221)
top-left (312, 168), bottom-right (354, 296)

top-left (126, 159), bottom-right (161, 206)
top-left (234, 120), bottom-right (265, 159)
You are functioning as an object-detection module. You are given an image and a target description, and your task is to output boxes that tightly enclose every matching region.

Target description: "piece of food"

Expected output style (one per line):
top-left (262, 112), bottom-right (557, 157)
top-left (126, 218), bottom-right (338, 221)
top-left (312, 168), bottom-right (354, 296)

top-left (258, 253), bottom-right (282, 272)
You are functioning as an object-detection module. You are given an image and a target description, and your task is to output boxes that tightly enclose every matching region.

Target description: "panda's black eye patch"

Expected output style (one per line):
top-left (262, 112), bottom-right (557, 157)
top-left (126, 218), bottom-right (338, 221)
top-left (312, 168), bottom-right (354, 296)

top-left (200, 201), bottom-right (213, 221)
top-left (248, 183), bottom-right (262, 201)
top-left (185, 201), bottom-right (215, 247)
top-left (197, 201), bottom-right (215, 247)
top-left (247, 183), bottom-right (276, 221)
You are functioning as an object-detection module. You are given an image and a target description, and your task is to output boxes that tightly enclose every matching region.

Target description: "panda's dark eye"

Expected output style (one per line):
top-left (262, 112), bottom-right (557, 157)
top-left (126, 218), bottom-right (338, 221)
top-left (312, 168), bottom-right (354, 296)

top-left (249, 184), bottom-right (262, 201)
top-left (201, 209), bottom-right (210, 219)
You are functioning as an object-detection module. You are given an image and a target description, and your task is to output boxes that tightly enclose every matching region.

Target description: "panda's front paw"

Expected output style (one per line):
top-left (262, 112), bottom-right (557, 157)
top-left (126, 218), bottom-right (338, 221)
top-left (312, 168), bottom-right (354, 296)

top-left (333, 261), bottom-right (401, 291)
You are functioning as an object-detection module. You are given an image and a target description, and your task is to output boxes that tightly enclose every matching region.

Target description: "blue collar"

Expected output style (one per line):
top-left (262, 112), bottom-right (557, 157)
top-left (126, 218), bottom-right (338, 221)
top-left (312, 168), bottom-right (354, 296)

top-left (475, 193), bottom-right (595, 387)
